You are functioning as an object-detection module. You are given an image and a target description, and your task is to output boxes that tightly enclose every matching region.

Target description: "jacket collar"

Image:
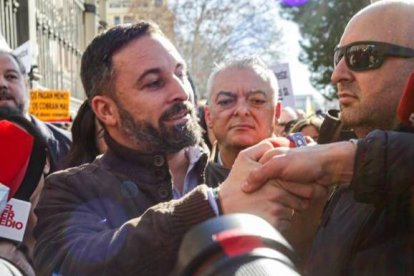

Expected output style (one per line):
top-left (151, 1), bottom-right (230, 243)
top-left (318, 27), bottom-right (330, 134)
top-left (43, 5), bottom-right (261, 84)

top-left (100, 132), bottom-right (208, 184)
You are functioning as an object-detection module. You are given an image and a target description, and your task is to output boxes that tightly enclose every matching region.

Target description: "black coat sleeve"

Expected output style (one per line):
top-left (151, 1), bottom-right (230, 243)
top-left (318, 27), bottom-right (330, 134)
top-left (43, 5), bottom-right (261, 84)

top-left (350, 130), bottom-right (414, 205)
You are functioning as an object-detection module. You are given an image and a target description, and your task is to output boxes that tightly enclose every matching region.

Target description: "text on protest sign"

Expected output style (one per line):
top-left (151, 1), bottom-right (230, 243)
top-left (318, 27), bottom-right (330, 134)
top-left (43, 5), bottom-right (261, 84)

top-left (29, 90), bottom-right (71, 122)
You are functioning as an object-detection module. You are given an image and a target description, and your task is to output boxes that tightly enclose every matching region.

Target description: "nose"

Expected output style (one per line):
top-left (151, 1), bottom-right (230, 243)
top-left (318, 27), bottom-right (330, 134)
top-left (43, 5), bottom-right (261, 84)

top-left (233, 98), bottom-right (250, 116)
top-left (331, 57), bottom-right (353, 86)
top-left (169, 75), bottom-right (190, 103)
top-left (0, 75), bottom-right (8, 88)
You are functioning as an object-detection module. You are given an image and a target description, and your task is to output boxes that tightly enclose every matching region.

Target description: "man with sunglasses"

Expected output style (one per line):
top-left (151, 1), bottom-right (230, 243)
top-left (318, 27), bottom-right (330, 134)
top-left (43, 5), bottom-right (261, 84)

top-left (239, 1), bottom-right (414, 275)
top-left (306, 1), bottom-right (414, 274)
top-left (332, 0), bottom-right (414, 137)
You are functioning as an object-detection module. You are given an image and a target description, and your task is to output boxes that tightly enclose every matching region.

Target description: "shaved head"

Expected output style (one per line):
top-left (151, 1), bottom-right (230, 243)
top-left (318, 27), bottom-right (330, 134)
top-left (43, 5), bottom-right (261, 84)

top-left (333, 0), bottom-right (414, 137)
top-left (344, 0), bottom-right (414, 46)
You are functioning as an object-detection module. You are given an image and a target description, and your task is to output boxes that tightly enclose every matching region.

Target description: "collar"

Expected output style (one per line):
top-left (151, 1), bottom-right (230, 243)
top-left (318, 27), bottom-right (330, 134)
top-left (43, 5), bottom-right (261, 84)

top-left (209, 142), bottom-right (224, 166)
top-left (101, 132), bottom-right (208, 185)
top-left (103, 131), bottom-right (171, 169)
top-left (217, 151), bottom-right (224, 166)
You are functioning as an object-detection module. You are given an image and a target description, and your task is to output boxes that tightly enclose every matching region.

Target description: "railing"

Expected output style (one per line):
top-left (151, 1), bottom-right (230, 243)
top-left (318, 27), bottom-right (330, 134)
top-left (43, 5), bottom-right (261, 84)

top-left (35, 0), bottom-right (85, 99)
top-left (0, 0), bottom-right (19, 49)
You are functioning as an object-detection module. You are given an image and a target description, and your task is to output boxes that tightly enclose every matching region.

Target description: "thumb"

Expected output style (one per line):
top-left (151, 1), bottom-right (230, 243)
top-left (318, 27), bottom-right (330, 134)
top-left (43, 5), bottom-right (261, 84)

top-left (238, 140), bottom-right (275, 162)
top-left (241, 166), bottom-right (264, 193)
top-left (243, 155), bottom-right (285, 193)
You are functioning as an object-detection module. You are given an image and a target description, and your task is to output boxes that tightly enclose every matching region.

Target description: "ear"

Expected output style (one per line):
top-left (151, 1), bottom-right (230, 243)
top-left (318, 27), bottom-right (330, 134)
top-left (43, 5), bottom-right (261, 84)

top-left (204, 105), bottom-right (214, 129)
top-left (90, 95), bottom-right (118, 127)
top-left (275, 101), bottom-right (282, 120)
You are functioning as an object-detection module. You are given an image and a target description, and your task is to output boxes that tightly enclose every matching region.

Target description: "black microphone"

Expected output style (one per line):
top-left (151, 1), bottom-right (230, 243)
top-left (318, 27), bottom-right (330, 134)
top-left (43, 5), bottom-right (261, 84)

top-left (396, 71), bottom-right (414, 132)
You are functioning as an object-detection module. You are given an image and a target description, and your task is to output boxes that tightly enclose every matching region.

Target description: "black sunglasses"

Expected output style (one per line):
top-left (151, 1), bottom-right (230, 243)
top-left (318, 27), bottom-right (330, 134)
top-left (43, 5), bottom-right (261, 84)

top-left (334, 41), bottom-right (414, 71)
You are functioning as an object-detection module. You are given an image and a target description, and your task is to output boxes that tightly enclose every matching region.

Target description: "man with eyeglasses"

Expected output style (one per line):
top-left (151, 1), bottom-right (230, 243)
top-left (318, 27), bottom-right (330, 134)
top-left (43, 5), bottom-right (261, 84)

top-left (304, 1), bottom-right (414, 274)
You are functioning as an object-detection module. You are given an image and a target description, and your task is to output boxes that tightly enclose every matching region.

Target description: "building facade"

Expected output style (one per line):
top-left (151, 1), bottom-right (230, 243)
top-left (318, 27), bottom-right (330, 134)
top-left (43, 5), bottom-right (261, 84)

top-left (1, 0), bottom-right (107, 115)
top-left (106, 0), bottom-right (175, 41)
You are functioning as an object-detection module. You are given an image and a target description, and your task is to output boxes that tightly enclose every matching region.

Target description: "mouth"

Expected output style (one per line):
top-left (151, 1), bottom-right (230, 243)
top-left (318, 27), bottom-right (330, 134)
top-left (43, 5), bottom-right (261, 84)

top-left (338, 92), bottom-right (358, 106)
top-left (230, 124), bottom-right (255, 130)
top-left (164, 109), bottom-right (190, 123)
top-left (0, 95), bottom-right (14, 101)
top-left (0, 94), bottom-right (16, 107)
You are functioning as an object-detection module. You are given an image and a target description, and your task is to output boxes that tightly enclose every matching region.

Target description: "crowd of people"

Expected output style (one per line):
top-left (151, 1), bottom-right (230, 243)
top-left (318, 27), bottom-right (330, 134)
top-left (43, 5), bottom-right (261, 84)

top-left (0, 0), bottom-right (413, 275)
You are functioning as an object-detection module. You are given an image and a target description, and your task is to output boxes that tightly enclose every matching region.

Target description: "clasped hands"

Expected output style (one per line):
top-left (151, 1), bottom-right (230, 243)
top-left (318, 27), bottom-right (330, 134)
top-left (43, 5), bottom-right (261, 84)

top-left (218, 137), bottom-right (356, 231)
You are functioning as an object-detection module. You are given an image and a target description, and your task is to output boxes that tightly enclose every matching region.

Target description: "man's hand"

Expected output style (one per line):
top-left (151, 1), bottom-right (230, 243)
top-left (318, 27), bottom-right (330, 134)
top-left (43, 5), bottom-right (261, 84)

top-left (218, 140), bottom-right (313, 231)
top-left (243, 141), bottom-right (357, 193)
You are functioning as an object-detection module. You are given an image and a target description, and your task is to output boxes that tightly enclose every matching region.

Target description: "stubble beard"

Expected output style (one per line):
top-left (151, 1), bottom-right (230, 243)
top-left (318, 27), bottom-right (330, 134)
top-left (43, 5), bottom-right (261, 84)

top-left (0, 89), bottom-right (26, 115)
top-left (340, 99), bottom-right (398, 137)
top-left (117, 100), bottom-right (203, 154)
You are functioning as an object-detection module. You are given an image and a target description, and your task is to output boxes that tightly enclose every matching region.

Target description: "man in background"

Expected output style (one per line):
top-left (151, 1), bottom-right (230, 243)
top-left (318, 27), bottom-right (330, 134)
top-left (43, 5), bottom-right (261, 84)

top-left (0, 50), bottom-right (71, 171)
top-left (274, 106), bottom-right (298, 137)
top-left (204, 56), bottom-right (279, 186)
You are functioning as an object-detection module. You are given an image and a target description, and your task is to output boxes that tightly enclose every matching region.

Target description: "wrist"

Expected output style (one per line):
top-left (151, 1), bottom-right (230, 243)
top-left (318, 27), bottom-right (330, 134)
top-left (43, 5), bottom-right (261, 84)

top-left (325, 141), bottom-right (356, 185)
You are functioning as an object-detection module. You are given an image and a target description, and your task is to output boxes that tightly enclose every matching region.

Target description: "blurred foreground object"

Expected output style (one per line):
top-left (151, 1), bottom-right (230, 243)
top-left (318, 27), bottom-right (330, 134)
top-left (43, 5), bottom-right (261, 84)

top-left (175, 214), bottom-right (299, 276)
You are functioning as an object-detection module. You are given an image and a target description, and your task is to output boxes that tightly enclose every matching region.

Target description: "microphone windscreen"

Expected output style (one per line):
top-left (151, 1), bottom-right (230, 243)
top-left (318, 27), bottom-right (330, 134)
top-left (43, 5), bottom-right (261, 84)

top-left (397, 71), bottom-right (414, 128)
top-left (0, 120), bottom-right (34, 200)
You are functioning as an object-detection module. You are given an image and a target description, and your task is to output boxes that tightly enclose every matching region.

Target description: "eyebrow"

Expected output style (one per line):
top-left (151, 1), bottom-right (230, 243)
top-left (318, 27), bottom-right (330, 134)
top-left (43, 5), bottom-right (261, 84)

top-left (214, 91), bottom-right (236, 101)
top-left (5, 69), bottom-right (20, 74)
top-left (135, 62), bottom-right (187, 86)
top-left (215, 90), bottom-right (268, 101)
top-left (246, 90), bottom-right (268, 97)
top-left (136, 68), bottom-right (161, 86)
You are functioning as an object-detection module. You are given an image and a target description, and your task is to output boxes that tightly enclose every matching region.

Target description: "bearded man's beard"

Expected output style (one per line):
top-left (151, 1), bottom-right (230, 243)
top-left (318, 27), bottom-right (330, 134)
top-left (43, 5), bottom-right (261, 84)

top-left (0, 89), bottom-right (25, 114)
top-left (117, 100), bottom-right (203, 154)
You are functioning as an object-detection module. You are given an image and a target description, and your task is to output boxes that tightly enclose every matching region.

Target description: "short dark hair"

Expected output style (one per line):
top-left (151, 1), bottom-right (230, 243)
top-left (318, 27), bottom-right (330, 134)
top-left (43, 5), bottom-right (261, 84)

top-left (64, 100), bottom-right (101, 167)
top-left (0, 50), bottom-right (26, 75)
top-left (80, 21), bottom-right (164, 99)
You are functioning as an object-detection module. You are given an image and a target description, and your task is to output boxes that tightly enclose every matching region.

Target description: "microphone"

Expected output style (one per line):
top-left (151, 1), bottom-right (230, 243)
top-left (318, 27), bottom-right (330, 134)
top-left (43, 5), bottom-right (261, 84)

top-left (0, 119), bottom-right (38, 242)
top-left (0, 120), bottom-right (34, 200)
top-left (396, 71), bottom-right (414, 131)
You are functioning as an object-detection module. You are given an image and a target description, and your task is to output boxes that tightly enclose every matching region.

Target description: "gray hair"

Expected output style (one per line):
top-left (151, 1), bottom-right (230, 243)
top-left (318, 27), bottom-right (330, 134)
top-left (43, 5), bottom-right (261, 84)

top-left (206, 56), bottom-right (278, 105)
top-left (0, 50), bottom-right (26, 75)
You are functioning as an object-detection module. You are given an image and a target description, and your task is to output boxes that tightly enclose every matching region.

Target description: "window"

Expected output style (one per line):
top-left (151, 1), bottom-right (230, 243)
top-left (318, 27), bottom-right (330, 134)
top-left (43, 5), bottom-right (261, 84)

top-left (114, 16), bottom-right (121, 25)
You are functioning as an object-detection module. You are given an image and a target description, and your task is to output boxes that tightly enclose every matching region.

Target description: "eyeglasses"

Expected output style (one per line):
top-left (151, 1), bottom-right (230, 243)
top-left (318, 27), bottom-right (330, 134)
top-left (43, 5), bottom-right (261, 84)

top-left (334, 41), bottom-right (414, 71)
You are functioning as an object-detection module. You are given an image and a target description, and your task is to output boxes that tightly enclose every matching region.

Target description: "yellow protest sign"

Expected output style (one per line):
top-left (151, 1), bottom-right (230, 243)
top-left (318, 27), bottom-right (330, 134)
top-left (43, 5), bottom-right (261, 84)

top-left (29, 90), bottom-right (71, 122)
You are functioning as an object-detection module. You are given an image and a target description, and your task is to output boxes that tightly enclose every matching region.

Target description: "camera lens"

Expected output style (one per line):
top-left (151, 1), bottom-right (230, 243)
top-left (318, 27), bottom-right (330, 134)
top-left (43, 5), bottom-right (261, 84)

top-left (174, 214), bottom-right (300, 276)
